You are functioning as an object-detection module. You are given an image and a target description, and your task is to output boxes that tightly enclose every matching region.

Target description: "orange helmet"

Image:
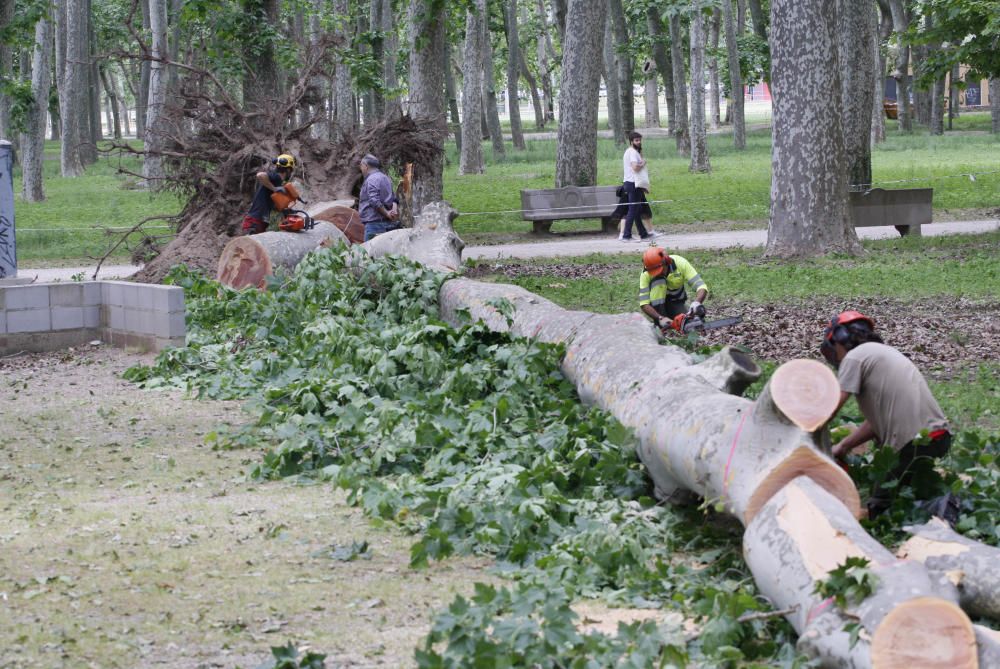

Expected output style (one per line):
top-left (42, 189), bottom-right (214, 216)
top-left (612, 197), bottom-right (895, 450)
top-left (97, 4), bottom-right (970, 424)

top-left (642, 247), bottom-right (671, 277)
top-left (821, 310), bottom-right (876, 365)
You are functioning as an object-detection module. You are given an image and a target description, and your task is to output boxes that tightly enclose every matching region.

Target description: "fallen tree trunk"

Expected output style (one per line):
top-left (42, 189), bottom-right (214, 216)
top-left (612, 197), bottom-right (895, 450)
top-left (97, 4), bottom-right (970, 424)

top-left (371, 200), bottom-right (981, 667)
top-left (898, 518), bottom-right (1000, 620)
top-left (310, 200), bottom-right (365, 245)
top-left (975, 625), bottom-right (1000, 666)
top-left (361, 201), bottom-right (465, 273)
top-left (745, 476), bottom-right (977, 668)
top-left (216, 221), bottom-right (348, 289)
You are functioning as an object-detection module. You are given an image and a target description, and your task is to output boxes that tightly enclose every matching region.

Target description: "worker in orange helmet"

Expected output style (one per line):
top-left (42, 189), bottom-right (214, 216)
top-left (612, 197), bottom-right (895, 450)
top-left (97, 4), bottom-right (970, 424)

top-left (638, 247), bottom-right (708, 333)
top-left (821, 311), bottom-right (951, 519)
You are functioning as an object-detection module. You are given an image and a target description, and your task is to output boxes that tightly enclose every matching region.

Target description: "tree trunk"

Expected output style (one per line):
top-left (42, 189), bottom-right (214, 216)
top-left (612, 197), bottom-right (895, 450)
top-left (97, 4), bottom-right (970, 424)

top-left (886, 0), bottom-right (911, 132)
top-left (362, 201), bottom-right (465, 273)
top-left (930, 73), bottom-right (946, 136)
top-left (535, 0), bottom-right (556, 123)
top-left (216, 220), bottom-right (350, 290)
top-left (644, 75), bottom-right (660, 127)
top-left (870, 1), bottom-right (890, 146)
top-left (242, 0), bottom-right (282, 114)
top-left (552, 0), bottom-right (566, 44)
top-left (0, 0), bottom-right (14, 140)
top-left (608, 0), bottom-right (633, 136)
top-left (745, 476), bottom-right (977, 668)
top-left (60, 0), bottom-right (87, 177)
top-left (747, 0), bottom-right (766, 40)
top-left (912, 42), bottom-right (931, 126)
top-left (669, 13), bottom-right (690, 157)
top-left (369, 0), bottom-right (385, 120)
top-left (520, 59), bottom-right (545, 130)
top-left (554, 0), bottom-right (606, 187)
top-left (143, 0), bottom-right (168, 186)
top-left (688, 5), bottom-right (710, 173)
top-left (838, 0), bottom-right (875, 190)
top-left (898, 518), bottom-right (1000, 621)
top-left (407, 0), bottom-right (447, 210)
top-left (136, 0), bottom-right (150, 137)
top-left (991, 78), bottom-right (1000, 134)
top-left (444, 41), bottom-right (462, 153)
top-left (949, 64), bottom-right (960, 123)
top-left (603, 16), bottom-right (624, 142)
top-left (766, 0), bottom-right (861, 257)
top-left (83, 0), bottom-right (100, 165)
top-left (504, 0), bottom-right (526, 149)
top-left (459, 0), bottom-right (486, 175)
top-left (380, 0), bottom-right (401, 120)
top-left (707, 8), bottom-right (720, 130)
top-left (646, 7), bottom-right (676, 135)
top-left (482, 29), bottom-right (506, 160)
top-left (723, 0), bottom-right (745, 149)
top-left (332, 0), bottom-right (356, 142)
top-left (19, 16), bottom-right (51, 203)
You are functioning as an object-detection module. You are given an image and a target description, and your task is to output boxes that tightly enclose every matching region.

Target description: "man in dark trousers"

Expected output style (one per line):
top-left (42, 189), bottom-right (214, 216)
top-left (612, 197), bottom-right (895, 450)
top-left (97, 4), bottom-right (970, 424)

top-left (821, 311), bottom-right (951, 518)
top-left (242, 154), bottom-right (295, 235)
top-left (358, 154), bottom-right (399, 242)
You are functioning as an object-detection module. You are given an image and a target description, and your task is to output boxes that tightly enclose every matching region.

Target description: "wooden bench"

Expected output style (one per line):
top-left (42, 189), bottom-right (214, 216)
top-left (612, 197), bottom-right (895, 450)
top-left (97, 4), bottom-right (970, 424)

top-left (849, 187), bottom-right (933, 236)
top-left (520, 185), bottom-right (621, 234)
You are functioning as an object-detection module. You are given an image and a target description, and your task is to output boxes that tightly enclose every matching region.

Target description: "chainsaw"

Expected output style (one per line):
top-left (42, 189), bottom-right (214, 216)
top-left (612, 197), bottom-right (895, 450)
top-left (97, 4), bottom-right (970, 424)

top-left (269, 183), bottom-right (316, 232)
top-left (668, 312), bottom-right (743, 334)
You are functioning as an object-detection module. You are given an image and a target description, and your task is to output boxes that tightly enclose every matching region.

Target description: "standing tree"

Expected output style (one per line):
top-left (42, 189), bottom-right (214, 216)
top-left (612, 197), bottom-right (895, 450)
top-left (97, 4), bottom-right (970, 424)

top-left (766, 0), bottom-right (862, 257)
top-left (59, 0), bottom-right (87, 177)
top-left (534, 0), bottom-right (556, 123)
top-left (722, 0), bottom-right (746, 149)
top-left (503, 0), bottom-right (526, 149)
top-left (143, 0), bottom-right (168, 186)
top-left (838, 0), bottom-right (876, 189)
top-left (242, 0), bottom-right (282, 113)
top-left (554, 0), bottom-right (606, 187)
top-left (646, 7), bottom-right (676, 135)
top-left (707, 7), bottom-right (720, 129)
top-left (885, 0), bottom-right (912, 132)
top-left (460, 0), bottom-right (486, 174)
top-left (608, 0), bottom-right (633, 136)
top-left (332, 0), bottom-right (356, 142)
top-left (19, 13), bottom-right (50, 202)
top-left (688, 3), bottom-right (710, 173)
top-left (482, 20), bottom-right (507, 159)
top-left (871, 1), bottom-right (891, 145)
top-left (603, 14), bottom-right (624, 142)
top-left (407, 0), bottom-right (447, 209)
top-left (669, 10), bottom-right (690, 156)
top-left (0, 0), bottom-right (12, 141)
top-left (992, 78), bottom-right (1000, 133)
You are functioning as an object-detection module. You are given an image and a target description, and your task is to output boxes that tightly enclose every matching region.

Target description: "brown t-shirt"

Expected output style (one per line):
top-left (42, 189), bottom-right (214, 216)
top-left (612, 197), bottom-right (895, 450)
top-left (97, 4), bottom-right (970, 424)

top-left (838, 342), bottom-right (948, 451)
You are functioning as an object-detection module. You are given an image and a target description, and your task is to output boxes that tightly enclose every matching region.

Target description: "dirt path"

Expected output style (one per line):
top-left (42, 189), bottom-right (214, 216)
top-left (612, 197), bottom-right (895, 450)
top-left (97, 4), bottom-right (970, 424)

top-left (0, 347), bottom-right (489, 668)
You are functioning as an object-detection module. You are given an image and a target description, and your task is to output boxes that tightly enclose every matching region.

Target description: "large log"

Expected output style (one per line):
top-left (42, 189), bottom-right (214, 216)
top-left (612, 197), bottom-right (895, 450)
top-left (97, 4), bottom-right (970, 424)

top-left (361, 201), bottom-right (465, 273)
top-left (311, 201), bottom-right (365, 244)
top-left (216, 221), bottom-right (348, 290)
top-left (898, 518), bottom-right (1000, 620)
top-left (745, 476), bottom-right (977, 669)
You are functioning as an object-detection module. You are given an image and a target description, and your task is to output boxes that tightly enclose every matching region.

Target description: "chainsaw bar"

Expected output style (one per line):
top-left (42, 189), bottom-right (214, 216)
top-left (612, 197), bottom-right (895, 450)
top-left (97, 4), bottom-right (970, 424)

top-left (696, 315), bottom-right (743, 331)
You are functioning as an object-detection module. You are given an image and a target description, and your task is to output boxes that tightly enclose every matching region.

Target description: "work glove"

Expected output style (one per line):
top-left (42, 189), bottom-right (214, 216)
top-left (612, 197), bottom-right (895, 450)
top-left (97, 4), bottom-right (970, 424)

top-left (688, 301), bottom-right (705, 318)
top-left (657, 317), bottom-right (672, 332)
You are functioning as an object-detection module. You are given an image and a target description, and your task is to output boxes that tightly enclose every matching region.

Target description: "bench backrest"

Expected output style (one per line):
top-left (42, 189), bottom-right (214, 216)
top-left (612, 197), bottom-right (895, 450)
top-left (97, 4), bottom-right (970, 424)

top-left (520, 186), bottom-right (620, 221)
top-left (850, 188), bottom-right (932, 227)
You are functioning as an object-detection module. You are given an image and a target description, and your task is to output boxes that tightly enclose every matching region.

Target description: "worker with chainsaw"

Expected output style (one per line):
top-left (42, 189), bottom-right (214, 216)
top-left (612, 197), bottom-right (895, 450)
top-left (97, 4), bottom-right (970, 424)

top-left (359, 154), bottom-right (399, 242)
top-left (242, 154), bottom-right (296, 235)
top-left (821, 311), bottom-right (951, 519)
top-left (638, 247), bottom-right (708, 333)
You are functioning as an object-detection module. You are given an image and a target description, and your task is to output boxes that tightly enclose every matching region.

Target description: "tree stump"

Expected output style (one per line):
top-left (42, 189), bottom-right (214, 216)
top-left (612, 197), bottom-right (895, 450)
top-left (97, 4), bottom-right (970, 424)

top-left (216, 221), bottom-right (348, 290)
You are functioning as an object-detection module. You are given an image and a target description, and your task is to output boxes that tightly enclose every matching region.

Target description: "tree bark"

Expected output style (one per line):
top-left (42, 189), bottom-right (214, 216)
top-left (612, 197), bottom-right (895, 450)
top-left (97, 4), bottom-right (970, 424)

top-left (602, 15), bottom-right (624, 142)
top-left (100, 67), bottom-right (122, 140)
top-left (143, 0), bottom-right (168, 186)
top-left (332, 0), bottom-right (356, 142)
top-left (552, 0), bottom-right (566, 44)
top-left (646, 7), bottom-right (676, 135)
top-left (991, 78), bottom-right (1000, 134)
top-left (688, 5), bottom-right (710, 173)
top-left (241, 0), bottom-right (282, 114)
top-left (19, 16), bottom-right (51, 202)
top-left (745, 476), bottom-right (978, 668)
top-left (444, 41), bottom-right (462, 154)
top-left (669, 13), bottom-right (690, 157)
top-left (459, 0), bottom-right (486, 175)
top-left (60, 0), bottom-right (87, 177)
top-left (0, 0), bottom-right (12, 141)
top-left (216, 220), bottom-right (350, 290)
top-left (707, 8), bottom-right (720, 130)
top-left (871, 1), bottom-right (891, 146)
top-left (898, 518), bottom-right (1000, 621)
top-left (407, 0), bottom-right (447, 210)
top-left (535, 0), bottom-right (556, 123)
top-left (554, 0), bottom-right (606, 187)
top-left (136, 0), bottom-right (150, 138)
top-left (747, 0), bottom-right (766, 40)
top-left (723, 0), bottom-right (746, 149)
top-left (644, 75), bottom-right (660, 127)
top-left (83, 0), bottom-right (100, 165)
top-left (766, 0), bottom-right (861, 257)
top-left (949, 64), bottom-right (960, 124)
top-left (608, 0), bottom-right (633, 136)
top-left (886, 0), bottom-right (911, 132)
top-left (380, 0), bottom-right (401, 120)
top-left (930, 73), bottom-right (946, 136)
top-left (369, 0), bottom-right (386, 120)
top-left (520, 58), bottom-right (545, 130)
top-left (482, 28), bottom-right (506, 160)
top-left (504, 0), bottom-right (526, 149)
top-left (838, 0), bottom-right (875, 190)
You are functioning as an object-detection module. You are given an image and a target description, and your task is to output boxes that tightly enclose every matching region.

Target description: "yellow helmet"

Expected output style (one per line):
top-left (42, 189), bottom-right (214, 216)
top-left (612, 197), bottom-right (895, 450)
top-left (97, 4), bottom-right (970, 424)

top-left (273, 154), bottom-right (296, 169)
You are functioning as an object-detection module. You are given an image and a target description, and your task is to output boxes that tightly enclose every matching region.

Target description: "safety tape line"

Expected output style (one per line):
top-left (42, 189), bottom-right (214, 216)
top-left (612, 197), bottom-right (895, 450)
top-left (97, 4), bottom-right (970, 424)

top-left (721, 406), bottom-right (752, 503)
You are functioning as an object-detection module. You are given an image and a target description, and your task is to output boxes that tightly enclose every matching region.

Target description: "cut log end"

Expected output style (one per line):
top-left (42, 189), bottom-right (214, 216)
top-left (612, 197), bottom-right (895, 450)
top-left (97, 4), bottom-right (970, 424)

top-left (311, 204), bottom-right (364, 245)
top-left (744, 446), bottom-right (861, 524)
top-left (871, 597), bottom-right (977, 669)
top-left (216, 237), bottom-right (272, 290)
top-left (768, 359), bottom-right (841, 432)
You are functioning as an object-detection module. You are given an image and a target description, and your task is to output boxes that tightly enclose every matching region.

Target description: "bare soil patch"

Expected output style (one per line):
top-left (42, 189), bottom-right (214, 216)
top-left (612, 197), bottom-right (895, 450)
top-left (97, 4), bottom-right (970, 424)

top-left (0, 347), bottom-right (489, 668)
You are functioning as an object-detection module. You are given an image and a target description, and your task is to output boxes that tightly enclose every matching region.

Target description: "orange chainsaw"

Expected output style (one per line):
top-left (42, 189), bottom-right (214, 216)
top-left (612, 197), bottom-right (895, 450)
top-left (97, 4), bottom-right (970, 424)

top-left (270, 183), bottom-right (315, 232)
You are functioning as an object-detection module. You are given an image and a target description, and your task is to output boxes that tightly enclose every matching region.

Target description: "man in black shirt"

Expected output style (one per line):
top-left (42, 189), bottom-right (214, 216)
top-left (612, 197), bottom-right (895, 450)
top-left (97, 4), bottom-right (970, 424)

top-left (241, 154), bottom-right (295, 235)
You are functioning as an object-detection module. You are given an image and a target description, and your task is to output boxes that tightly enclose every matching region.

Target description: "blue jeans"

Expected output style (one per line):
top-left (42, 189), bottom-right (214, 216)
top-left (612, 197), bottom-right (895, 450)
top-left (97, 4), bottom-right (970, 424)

top-left (363, 220), bottom-right (400, 242)
top-left (621, 181), bottom-right (650, 240)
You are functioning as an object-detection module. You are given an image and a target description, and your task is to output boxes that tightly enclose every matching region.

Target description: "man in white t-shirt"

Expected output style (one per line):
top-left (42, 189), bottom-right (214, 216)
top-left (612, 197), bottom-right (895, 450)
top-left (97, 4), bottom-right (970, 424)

top-left (619, 132), bottom-right (658, 242)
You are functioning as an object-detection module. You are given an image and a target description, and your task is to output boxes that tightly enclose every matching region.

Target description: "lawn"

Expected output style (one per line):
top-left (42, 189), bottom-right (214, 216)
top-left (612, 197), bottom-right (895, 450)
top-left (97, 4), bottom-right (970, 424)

top-left (8, 113), bottom-right (1000, 263)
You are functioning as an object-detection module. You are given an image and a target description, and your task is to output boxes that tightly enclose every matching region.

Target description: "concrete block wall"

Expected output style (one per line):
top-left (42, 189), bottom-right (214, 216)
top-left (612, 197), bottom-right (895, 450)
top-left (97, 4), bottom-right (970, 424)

top-left (0, 280), bottom-right (185, 356)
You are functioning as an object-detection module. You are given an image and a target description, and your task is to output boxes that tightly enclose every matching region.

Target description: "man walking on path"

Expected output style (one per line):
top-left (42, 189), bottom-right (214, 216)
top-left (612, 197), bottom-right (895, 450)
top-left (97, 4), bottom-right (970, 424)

top-left (638, 247), bottom-right (708, 331)
top-left (359, 154), bottom-right (399, 242)
top-left (821, 311), bottom-right (952, 518)
top-left (620, 132), bottom-right (659, 242)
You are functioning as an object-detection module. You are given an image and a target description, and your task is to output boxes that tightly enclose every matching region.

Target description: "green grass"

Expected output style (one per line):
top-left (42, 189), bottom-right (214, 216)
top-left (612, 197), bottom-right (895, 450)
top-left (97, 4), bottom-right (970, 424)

top-left (9, 113), bottom-right (1000, 261)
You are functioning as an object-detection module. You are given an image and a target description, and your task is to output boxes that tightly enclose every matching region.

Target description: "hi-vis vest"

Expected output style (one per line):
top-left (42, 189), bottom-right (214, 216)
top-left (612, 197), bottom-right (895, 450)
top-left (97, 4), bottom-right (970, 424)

top-left (638, 255), bottom-right (707, 314)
